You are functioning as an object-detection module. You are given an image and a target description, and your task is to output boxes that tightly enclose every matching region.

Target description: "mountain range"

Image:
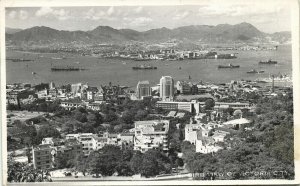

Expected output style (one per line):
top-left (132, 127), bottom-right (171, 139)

top-left (5, 22), bottom-right (291, 45)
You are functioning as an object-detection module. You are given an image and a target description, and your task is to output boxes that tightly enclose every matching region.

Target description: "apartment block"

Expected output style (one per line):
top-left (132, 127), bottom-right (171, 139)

top-left (134, 120), bottom-right (169, 153)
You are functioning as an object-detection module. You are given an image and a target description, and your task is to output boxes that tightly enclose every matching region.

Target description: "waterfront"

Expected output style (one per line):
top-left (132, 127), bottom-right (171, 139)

top-left (6, 45), bottom-right (292, 87)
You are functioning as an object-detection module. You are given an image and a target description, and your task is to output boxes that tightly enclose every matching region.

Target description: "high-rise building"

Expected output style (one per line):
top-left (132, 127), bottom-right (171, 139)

top-left (160, 76), bottom-right (174, 101)
top-left (49, 82), bottom-right (55, 89)
top-left (71, 83), bottom-right (82, 95)
top-left (136, 81), bottom-right (151, 99)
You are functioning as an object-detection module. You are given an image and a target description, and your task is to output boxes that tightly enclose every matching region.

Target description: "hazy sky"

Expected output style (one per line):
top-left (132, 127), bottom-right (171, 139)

top-left (5, 1), bottom-right (292, 33)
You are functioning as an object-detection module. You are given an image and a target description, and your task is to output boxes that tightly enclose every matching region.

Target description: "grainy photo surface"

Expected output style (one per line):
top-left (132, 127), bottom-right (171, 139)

top-left (2, 0), bottom-right (298, 184)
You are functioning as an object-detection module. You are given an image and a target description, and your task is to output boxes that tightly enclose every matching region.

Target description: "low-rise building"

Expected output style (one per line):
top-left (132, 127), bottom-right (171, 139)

top-left (60, 100), bottom-right (84, 110)
top-left (134, 120), bottom-right (169, 153)
top-left (56, 139), bottom-right (83, 159)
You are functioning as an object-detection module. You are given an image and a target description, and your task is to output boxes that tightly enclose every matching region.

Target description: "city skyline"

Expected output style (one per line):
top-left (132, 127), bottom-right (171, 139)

top-left (5, 0), bottom-right (291, 33)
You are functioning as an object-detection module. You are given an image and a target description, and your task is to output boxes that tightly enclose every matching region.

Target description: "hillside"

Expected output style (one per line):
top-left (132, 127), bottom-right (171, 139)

top-left (5, 22), bottom-right (291, 45)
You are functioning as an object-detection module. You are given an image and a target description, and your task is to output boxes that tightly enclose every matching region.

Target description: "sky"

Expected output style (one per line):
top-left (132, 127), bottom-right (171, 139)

top-left (5, 1), bottom-right (292, 33)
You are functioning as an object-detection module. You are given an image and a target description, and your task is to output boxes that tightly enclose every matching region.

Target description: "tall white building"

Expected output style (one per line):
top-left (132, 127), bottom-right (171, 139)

top-left (160, 76), bottom-right (174, 101)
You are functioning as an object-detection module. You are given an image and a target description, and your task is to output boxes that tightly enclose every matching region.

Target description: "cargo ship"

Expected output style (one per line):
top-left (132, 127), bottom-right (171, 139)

top-left (51, 66), bottom-right (86, 71)
top-left (7, 58), bottom-right (34, 62)
top-left (218, 64), bottom-right (240, 68)
top-left (259, 59), bottom-right (277, 64)
top-left (247, 69), bottom-right (265, 74)
top-left (132, 65), bottom-right (157, 70)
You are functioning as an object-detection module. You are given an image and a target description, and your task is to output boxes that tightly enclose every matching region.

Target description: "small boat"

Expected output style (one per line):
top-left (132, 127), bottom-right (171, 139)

top-left (247, 69), bottom-right (265, 74)
top-left (218, 64), bottom-right (240, 68)
top-left (179, 67), bottom-right (182, 70)
top-left (32, 72), bottom-right (36, 75)
top-left (247, 69), bottom-right (258, 74)
top-left (259, 59), bottom-right (277, 64)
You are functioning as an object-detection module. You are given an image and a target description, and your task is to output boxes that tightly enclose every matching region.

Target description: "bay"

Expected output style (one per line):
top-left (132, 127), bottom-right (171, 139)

top-left (6, 45), bottom-right (292, 88)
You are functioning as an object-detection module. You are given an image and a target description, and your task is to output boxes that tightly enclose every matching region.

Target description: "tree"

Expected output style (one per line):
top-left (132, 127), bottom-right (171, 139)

top-left (204, 99), bottom-right (215, 110)
top-left (75, 154), bottom-right (88, 176)
top-left (115, 162), bottom-right (133, 176)
top-left (74, 111), bottom-right (87, 123)
top-left (121, 110), bottom-right (135, 124)
top-left (55, 152), bottom-right (75, 169)
top-left (105, 111), bottom-right (118, 123)
top-left (130, 151), bottom-right (143, 174)
top-left (88, 145), bottom-right (123, 177)
top-left (36, 125), bottom-right (61, 143)
top-left (139, 149), bottom-right (171, 177)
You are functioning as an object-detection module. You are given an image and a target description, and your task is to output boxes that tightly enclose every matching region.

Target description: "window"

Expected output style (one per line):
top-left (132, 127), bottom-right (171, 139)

top-left (46, 161), bottom-right (50, 163)
top-left (37, 162), bottom-right (41, 165)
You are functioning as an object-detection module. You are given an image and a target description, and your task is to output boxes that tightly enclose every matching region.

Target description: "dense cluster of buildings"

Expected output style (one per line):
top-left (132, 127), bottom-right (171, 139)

top-left (31, 120), bottom-right (170, 170)
top-left (7, 71), bottom-right (292, 174)
top-left (104, 49), bottom-right (237, 61)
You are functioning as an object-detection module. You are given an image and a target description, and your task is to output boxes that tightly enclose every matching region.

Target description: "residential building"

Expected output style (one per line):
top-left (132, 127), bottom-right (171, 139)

top-left (176, 81), bottom-right (191, 94)
top-left (185, 124), bottom-right (212, 145)
top-left (119, 132), bottom-right (135, 150)
top-left (77, 133), bottom-right (97, 156)
top-left (60, 100), bottom-right (84, 110)
top-left (160, 76), bottom-right (174, 101)
top-left (56, 139), bottom-right (83, 159)
top-left (71, 83), bottom-right (82, 95)
top-left (32, 144), bottom-right (56, 170)
top-left (136, 81), bottom-right (151, 99)
top-left (134, 120), bottom-right (169, 153)
top-left (65, 133), bottom-right (95, 156)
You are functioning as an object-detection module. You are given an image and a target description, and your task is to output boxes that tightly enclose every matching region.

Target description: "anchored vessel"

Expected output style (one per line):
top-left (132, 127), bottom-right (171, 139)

top-left (132, 65), bottom-right (157, 70)
top-left (247, 69), bottom-right (265, 74)
top-left (7, 58), bottom-right (34, 62)
top-left (51, 66), bottom-right (85, 71)
top-left (218, 64), bottom-right (240, 68)
top-left (259, 59), bottom-right (277, 64)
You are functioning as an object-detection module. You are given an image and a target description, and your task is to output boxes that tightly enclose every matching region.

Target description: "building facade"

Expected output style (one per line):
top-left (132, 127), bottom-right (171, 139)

top-left (32, 144), bottom-right (56, 170)
top-left (160, 76), bottom-right (174, 101)
top-left (134, 120), bottom-right (169, 153)
top-left (136, 81), bottom-right (151, 99)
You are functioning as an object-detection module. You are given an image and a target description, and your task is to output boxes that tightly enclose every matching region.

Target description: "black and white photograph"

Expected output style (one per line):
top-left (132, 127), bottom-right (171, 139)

top-left (1, 0), bottom-right (299, 184)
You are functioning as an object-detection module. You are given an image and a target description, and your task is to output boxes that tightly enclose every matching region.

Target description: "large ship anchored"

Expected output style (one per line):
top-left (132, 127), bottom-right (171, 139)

top-left (259, 59), bottom-right (277, 64)
top-left (51, 66), bottom-right (86, 71)
top-left (132, 64), bottom-right (158, 70)
top-left (218, 64), bottom-right (240, 69)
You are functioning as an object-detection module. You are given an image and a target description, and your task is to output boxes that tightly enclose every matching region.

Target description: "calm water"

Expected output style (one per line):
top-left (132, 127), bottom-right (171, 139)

top-left (6, 45), bottom-right (292, 88)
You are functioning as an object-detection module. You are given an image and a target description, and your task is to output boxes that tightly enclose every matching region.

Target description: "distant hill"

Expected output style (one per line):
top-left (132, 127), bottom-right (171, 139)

top-left (5, 23), bottom-right (291, 45)
top-left (5, 27), bottom-right (22, 34)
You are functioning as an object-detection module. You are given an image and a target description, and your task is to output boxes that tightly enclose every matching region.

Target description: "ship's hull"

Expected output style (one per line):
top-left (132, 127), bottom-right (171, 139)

top-left (218, 65), bottom-right (240, 68)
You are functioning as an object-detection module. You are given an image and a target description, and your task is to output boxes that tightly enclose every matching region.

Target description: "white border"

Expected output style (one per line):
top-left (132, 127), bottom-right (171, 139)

top-left (1, 0), bottom-right (299, 185)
